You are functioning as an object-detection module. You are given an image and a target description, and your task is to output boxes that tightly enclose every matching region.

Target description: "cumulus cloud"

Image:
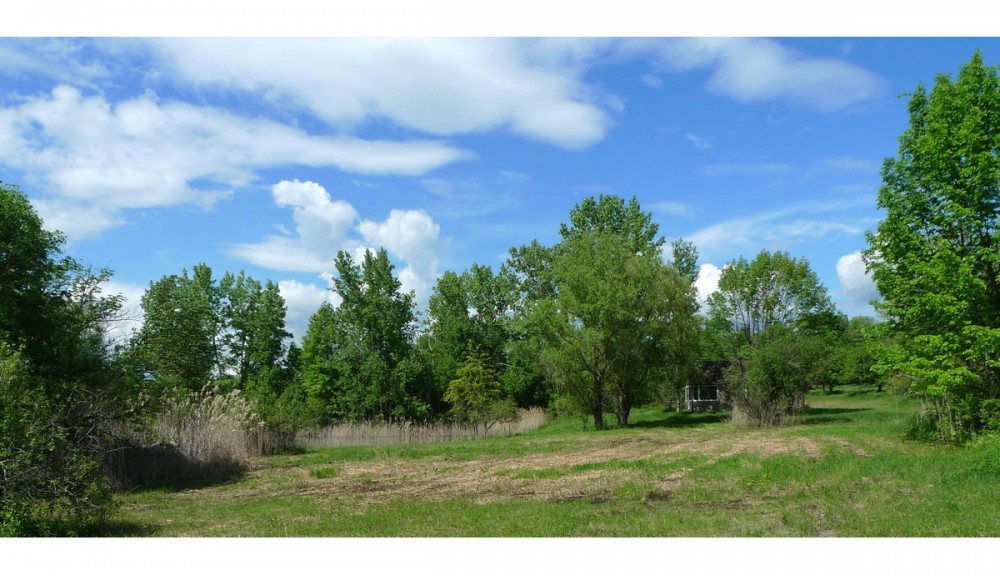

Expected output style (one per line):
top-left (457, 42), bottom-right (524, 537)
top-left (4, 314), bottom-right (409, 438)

top-left (694, 263), bottom-right (722, 306)
top-left (641, 38), bottom-right (886, 112)
top-left (358, 209), bottom-right (447, 304)
top-left (836, 251), bottom-right (880, 315)
top-left (0, 86), bottom-right (471, 239)
top-left (277, 279), bottom-right (341, 342)
top-left (230, 180), bottom-right (447, 309)
top-left (143, 38), bottom-right (612, 150)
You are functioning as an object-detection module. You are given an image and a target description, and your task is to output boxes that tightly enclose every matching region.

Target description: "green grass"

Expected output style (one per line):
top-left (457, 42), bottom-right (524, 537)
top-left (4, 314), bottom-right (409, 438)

top-left (107, 386), bottom-right (1000, 536)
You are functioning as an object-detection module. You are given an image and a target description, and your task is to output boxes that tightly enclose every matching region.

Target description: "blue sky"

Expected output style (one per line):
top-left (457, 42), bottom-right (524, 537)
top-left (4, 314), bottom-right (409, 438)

top-left (1, 37), bottom-right (997, 341)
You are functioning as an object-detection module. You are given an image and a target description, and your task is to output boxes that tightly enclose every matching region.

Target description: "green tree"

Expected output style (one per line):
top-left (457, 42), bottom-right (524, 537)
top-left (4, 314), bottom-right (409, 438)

top-left (830, 316), bottom-right (882, 392)
top-left (559, 194), bottom-right (665, 255)
top-left (864, 52), bottom-right (1000, 440)
top-left (670, 238), bottom-right (700, 284)
top-left (423, 263), bottom-right (523, 407)
top-left (443, 346), bottom-right (518, 436)
top-left (301, 249), bottom-right (429, 422)
top-left (707, 250), bottom-right (836, 352)
top-left (707, 250), bottom-right (836, 424)
top-left (218, 272), bottom-right (291, 393)
top-left (731, 326), bottom-right (813, 426)
top-left (536, 231), bottom-right (698, 428)
top-left (131, 267), bottom-right (219, 393)
top-left (1, 182), bottom-right (126, 534)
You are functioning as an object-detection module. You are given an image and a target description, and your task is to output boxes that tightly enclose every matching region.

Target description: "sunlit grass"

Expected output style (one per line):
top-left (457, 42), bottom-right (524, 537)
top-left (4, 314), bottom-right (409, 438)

top-left (109, 386), bottom-right (1000, 537)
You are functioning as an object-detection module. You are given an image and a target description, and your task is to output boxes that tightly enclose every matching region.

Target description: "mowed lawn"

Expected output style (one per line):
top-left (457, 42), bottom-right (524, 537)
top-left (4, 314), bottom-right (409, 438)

top-left (109, 386), bottom-right (1000, 537)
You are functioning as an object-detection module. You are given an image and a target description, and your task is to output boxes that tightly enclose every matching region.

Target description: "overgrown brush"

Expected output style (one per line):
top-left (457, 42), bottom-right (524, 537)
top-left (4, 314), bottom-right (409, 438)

top-left (297, 407), bottom-right (546, 448)
top-left (104, 385), bottom-right (293, 489)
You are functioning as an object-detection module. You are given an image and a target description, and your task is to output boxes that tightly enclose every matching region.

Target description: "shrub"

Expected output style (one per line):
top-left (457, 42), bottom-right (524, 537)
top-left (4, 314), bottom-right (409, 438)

top-left (728, 326), bottom-right (814, 427)
top-left (0, 343), bottom-right (113, 535)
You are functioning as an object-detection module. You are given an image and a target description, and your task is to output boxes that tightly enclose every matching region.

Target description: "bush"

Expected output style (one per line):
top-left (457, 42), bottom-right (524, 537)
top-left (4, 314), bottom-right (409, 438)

top-left (728, 327), bottom-right (814, 427)
top-left (0, 343), bottom-right (113, 535)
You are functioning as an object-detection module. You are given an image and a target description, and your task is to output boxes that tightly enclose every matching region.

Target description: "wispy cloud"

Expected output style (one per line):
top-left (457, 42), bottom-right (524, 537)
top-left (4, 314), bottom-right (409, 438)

top-left (685, 132), bottom-right (712, 150)
top-left (652, 200), bottom-right (695, 218)
top-left (420, 176), bottom-right (521, 218)
top-left (699, 156), bottom-right (880, 180)
top-left (142, 38), bottom-right (614, 150)
top-left (688, 198), bottom-right (875, 262)
top-left (808, 156), bottom-right (881, 176)
top-left (636, 38), bottom-right (887, 112)
top-left (573, 184), bottom-right (613, 194)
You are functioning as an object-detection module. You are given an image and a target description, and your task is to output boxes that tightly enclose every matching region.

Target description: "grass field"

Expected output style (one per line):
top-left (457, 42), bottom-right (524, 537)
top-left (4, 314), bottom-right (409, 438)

top-left (107, 386), bottom-right (1000, 537)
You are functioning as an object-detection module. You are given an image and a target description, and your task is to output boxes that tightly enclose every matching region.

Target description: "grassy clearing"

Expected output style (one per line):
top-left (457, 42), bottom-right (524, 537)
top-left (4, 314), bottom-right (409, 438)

top-left (108, 386), bottom-right (1000, 536)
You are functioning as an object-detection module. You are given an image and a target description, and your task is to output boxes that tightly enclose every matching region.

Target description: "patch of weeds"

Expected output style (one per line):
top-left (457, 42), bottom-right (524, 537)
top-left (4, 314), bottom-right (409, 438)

top-left (502, 468), bottom-right (567, 480)
top-left (310, 466), bottom-right (339, 479)
top-left (941, 433), bottom-right (1000, 484)
top-left (356, 472), bottom-right (375, 485)
top-left (570, 459), bottom-right (651, 473)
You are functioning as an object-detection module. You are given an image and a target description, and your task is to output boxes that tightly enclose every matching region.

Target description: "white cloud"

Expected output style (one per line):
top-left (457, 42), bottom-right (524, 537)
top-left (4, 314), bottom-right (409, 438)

top-left (0, 39), bottom-right (110, 86)
top-left (836, 251), bottom-right (880, 315)
top-left (358, 209), bottom-right (447, 305)
top-left (643, 38), bottom-right (886, 112)
top-left (652, 201), bottom-right (694, 218)
top-left (144, 38), bottom-right (612, 150)
top-left (812, 156), bottom-right (881, 175)
top-left (688, 200), bottom-right (873, 262)
top-left (0, 86), bottom-right (471, 239)
top-left (229, 180), bottom-right (361, 273)
top-left (641, 74), bottom-right (663, 87)
top-left (685, 132), bottom-right (711, 150)
top-left (230, 180), bottom-right (447, 310)
top-left (694, 263), bottom-right (722, 306)
top-left (98, 279), bottom-right (147, 345)
top-left (278, 279), bottom-right (340, 342)
top-left (420, 177), bottom-right (519, 218)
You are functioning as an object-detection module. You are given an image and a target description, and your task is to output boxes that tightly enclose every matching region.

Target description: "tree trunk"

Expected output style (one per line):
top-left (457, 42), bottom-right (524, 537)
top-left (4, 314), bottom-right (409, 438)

top-left (592, 404), bottom-right (604, 429)
top-left (617, 391), bottom-right (631, 427)
top-left (592, 374), bottom-right (605, 429)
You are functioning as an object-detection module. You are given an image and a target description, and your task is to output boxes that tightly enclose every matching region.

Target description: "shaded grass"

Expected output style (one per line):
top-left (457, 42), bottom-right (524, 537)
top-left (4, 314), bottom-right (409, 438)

top-left (111, 386), bottom-right (1000, 536)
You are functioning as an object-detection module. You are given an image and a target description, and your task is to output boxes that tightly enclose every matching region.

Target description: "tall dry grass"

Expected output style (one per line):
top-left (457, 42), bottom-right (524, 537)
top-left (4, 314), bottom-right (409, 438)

top-left (152, 385), bottom-right (267, 465)
top-left (104, 386), bottom-right (284, 489)
top-left (296, 407), bottom-right (547, 448)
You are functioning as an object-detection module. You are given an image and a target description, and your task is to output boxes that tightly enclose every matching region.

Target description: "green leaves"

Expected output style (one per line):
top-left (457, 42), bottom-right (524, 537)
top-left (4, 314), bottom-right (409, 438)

top-left (301, 249), bottom-right (429, 422)
top-left (538, 229), bottom-right (699, 428)
top-left (865, 51), bottom-right (1000, 440)
top-left (707, 249), bottom-right (835, 352)
top-left (444, 346), bottom-right (517, 434)
top-left (706, 250), bottom-right (838, 425)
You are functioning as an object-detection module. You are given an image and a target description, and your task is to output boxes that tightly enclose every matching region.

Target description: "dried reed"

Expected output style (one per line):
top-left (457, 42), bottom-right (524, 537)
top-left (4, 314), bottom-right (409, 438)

top-left (153, 385), bottom-right (267, 465)
top-left (296, 407), bottom-right (547, 448)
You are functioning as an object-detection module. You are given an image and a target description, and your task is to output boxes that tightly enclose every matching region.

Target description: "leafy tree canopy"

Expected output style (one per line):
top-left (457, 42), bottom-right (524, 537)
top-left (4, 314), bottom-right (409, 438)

top-left (864, 51), bottom-right (1000, 440)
